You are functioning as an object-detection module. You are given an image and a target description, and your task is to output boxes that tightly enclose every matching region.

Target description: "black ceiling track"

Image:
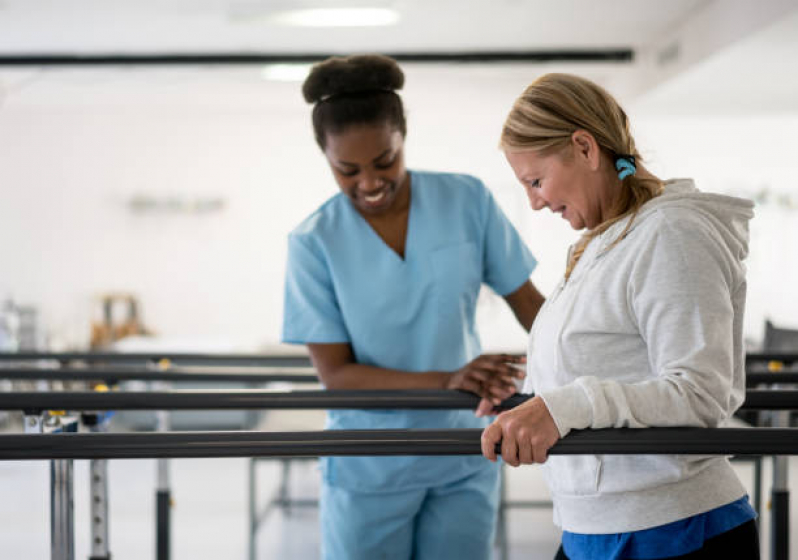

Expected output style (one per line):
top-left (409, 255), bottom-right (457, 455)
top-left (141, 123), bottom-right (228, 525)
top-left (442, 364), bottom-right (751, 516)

top-left (0, 50), bottom-right (634, 66)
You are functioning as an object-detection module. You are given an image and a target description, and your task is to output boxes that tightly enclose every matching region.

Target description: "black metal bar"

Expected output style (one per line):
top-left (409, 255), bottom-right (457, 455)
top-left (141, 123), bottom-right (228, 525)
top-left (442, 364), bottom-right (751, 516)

top-left (0, 50), bottom-right (634, 67)
top-left (746, 353), bottom-right (798, 365)
top-left (771, 490), bottom-right (789, 560)
top-left (0, 428), bottom-right (796, 460)
top-left (1, 366), bottom-right (795, 385)
top-left (747, 373), bottom-right (798, 385)
top-left (742, 390), bottom-right (798, 409)
top-left (0, 352), bottom-right (311, 367)
top-left (156, 490), bottom-right (170, 560)
top-left (0, 365), bottom-right (318, 384)
top-left (0, 389), bottom-right (485, 412)
top-left (0, 389), bottom-right (795, 413)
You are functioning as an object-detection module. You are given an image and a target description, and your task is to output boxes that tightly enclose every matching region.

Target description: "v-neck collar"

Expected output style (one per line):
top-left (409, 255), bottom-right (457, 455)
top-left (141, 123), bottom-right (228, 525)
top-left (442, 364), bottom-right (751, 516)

top-left (352, 170), bottom-right (416, 264)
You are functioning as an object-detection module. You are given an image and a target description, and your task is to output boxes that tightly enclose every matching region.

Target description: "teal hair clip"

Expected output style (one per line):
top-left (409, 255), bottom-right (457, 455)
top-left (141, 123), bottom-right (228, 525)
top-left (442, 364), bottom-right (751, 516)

top-left (615, 155), bottom-right (636, 180)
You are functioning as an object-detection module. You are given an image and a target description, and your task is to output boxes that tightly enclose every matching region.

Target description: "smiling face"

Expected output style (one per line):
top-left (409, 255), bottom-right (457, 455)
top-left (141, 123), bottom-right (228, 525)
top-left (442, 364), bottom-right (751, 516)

top-left (323, 123), bottom-right (409, 216)
top-left (504, 131), bottom-right (615, 230)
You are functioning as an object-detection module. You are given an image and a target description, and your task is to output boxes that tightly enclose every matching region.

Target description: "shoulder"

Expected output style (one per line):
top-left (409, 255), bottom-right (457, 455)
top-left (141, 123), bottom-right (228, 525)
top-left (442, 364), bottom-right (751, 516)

top-left (289, 193), bottom-right (348, 244)
top-left (636, 205), bottom-right (721, 251)
top-left (412, 169), bottom-right (490, 206)
top-left (626, 205), bottom-right (737, 289)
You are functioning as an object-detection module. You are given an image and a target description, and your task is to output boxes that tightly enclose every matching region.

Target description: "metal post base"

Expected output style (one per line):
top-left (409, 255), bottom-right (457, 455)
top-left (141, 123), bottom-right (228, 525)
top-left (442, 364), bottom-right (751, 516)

top-left (156, 490), bottom-right (171, 560)
top-left (771, 489), bottom-right (789, 560)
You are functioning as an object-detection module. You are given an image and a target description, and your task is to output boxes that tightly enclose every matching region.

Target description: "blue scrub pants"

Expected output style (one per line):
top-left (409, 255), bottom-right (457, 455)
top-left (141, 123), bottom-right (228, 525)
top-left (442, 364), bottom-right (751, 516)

top-left (320, 463), bottom-right (500, 560)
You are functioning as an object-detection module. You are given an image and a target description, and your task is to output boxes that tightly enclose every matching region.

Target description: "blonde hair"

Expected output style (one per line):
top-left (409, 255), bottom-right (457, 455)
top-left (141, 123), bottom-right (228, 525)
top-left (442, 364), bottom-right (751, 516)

top-left (500, 73), bottom-right (663, 280)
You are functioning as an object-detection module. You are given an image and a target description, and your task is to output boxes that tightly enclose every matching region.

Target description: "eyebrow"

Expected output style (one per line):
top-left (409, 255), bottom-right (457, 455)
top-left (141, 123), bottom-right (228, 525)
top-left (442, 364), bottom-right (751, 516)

top-left (337, 148), bottom-right (393, 167)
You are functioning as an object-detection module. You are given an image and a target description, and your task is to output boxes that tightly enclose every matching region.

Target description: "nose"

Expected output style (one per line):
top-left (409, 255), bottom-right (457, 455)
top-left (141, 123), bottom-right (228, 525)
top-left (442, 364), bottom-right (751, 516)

top-left (524, 186), bottom-right (547, 211)
top-left (358, 170), bottom-right (385, 193)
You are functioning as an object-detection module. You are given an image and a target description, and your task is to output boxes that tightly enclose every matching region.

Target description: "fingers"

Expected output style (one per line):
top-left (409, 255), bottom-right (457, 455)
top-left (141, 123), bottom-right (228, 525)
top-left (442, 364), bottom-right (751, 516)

top-left (501, 431), bottom-right (520, 467)
top-left (482, 397), bottom-right (561, 467)
top-left (475, 397), bottom-right (495, 418)
top-left (518, 437), bottom-right (534, 465)
top-left (481, 420), bottom-right (502, 461)
top-left (476, 354), bottom-right (527, 380)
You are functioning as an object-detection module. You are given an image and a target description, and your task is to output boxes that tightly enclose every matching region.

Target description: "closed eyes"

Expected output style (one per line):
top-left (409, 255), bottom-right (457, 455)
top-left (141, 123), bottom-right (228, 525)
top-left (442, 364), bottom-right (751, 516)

top-left (336, 155), bottom-right (397, 177)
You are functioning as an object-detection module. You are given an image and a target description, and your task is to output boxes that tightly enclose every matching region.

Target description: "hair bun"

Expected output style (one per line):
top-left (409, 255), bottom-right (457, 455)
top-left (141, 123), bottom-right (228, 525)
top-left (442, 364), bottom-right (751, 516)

top-left (302, 54), bottom-right (404, 104)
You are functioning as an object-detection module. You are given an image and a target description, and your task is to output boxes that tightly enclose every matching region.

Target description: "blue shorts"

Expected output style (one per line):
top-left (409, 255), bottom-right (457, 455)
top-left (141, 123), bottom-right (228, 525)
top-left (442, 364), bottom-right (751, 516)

top-left (320, 462), bottom-right (500, 560)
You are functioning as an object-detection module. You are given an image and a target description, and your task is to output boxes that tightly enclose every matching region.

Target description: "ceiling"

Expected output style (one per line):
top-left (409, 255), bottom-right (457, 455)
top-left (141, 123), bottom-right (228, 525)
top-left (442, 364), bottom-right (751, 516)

top-left (0, 0), bottom-right (705, 53)
top-left (0, 0), bottom-right (796, 114)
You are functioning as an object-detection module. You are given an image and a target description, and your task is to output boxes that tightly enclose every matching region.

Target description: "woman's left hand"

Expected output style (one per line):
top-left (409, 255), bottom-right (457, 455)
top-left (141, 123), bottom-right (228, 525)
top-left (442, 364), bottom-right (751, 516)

top-left (480, 396), bottom-right (560, 467)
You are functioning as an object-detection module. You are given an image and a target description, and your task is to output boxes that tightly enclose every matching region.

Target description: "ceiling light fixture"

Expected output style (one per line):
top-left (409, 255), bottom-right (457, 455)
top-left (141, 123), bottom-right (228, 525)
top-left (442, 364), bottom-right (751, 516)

top-left (271, 8), bottom-right (400, 28)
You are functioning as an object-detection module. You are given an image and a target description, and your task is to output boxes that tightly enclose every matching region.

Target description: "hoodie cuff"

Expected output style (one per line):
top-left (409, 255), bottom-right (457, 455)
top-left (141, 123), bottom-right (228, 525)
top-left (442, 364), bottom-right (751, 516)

top-left (538, 383), bottom-right (593, 438)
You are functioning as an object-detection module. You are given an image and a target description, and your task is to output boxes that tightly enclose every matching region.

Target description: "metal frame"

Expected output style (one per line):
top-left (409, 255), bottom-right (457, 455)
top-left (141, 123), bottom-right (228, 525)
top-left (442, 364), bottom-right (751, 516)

top-left (0, 365), bottom-right (318, 384)
top-left (3, 427), bottom-right (798, 460)
top-left (3, 366), bottom-right (797, 386)
top-left (2, 388), bottom-right (796, 413)
top-left (83, 413), bottom-right (113, 560)
top-left (4, 426), bottom-right (798, 560)
top-left (24, 412), bottom-right (80, 560)
top-left (0, 352), bottom-right (311, 367)
top-left (0, 50), bottom-right (634, 67)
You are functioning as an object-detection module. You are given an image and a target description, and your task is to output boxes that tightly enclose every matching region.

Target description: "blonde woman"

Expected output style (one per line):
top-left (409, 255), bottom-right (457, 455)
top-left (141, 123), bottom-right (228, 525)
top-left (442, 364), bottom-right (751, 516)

top-left (480, 74), bottom-right (759, 559)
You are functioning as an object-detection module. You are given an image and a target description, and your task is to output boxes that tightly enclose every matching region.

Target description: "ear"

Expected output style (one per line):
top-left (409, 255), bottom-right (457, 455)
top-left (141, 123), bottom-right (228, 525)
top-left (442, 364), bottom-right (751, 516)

top-left (570, 130), bottom-right (601, 171)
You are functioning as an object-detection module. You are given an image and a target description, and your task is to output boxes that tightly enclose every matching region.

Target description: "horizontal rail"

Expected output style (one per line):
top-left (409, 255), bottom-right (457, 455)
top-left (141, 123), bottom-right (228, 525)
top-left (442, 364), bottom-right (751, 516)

top-left (747, 373), bottom-right (798, 385)
top-left (1, 390), bottom-right (796, 413)
top-left (0, 365), bottom-right (318, 384)
top-left (0, 428), bottom-right (795, 460)
top-left (746, 353), bottom-right (798, 365)
top-left (0, 50), bottom-right (634, 67)
top-left (0, 352), bottom-right (311, 368)
top-left (1, 366), bottom-right (796, 386)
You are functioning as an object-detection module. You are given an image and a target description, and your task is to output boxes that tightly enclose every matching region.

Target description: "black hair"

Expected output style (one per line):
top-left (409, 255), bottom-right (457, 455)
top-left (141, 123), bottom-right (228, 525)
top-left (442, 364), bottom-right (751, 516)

top-left (302, 54), bottom-right (406, 149)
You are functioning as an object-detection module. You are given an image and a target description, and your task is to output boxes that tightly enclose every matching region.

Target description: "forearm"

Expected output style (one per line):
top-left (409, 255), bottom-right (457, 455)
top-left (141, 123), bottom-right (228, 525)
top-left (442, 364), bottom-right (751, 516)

top-left (540, 374), bottom-right (738, 437)
top-left (504, 281), bottom-right (545, 332)
top-left (319, 362), bottom-right (450, 390)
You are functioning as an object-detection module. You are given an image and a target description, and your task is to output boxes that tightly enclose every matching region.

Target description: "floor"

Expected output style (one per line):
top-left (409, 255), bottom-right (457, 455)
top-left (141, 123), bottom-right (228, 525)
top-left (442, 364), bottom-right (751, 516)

top-left (0, 410), bottom-right (795, 560)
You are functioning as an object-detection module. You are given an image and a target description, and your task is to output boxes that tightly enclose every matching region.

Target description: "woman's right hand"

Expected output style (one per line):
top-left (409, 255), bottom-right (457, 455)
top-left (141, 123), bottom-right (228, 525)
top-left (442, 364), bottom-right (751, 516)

top-left (446, 354), bottom-right (526, 405)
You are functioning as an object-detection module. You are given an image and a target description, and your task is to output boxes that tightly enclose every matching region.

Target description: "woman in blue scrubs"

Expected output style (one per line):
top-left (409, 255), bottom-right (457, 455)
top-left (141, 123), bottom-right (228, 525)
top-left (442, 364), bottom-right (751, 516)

top-left (282, 54), bottom-right (545, 560)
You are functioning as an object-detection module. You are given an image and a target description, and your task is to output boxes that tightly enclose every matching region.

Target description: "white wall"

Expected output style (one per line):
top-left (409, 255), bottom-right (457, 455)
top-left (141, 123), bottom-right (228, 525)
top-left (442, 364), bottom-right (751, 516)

top-left (0, 65), bottom-right (795, 352)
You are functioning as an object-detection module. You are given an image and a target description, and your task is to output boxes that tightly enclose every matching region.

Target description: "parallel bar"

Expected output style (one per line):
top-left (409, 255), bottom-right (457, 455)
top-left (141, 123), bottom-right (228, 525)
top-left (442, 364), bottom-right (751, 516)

top-left (0, 389), bottom-right (795, 413)
top-left (0, 352), bottom-right (311, 367)
top-left (746, 353), bottom-right (798, 365)
top-left (747, 373), bottom-right (798, 385)
top-left (0, 365), bottom-right (318, 383)
top-left (0, 50), bottom-right (634, 67)
top-left (1, 428), bottom-right (796, 460)
top-left (2, 366), bottom-right (795, 386)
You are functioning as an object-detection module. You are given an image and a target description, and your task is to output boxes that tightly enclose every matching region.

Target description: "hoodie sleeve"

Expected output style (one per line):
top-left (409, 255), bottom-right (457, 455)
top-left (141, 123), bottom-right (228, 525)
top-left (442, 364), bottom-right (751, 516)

top-left (538, 211), bottom-right (747, 436)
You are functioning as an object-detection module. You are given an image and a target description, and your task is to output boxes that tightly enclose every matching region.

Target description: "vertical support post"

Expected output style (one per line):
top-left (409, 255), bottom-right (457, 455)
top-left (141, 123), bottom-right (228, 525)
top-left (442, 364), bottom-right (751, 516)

top-left (248, 459), bottom-right (257, 560)
top-left (87, 413), bottom-right (111, 560)
top-left (496, 465), bottom-right (509, 560)
top-left (51, 458), bottom-right (75, 560)
top-left (49, 417), bottom-right (77, 560)
top-left (279, 460), bottom-right (291, 515)
top-left (156, 409), bottom-right (171, 560)
top-left (771, 409), bottom-right (790, 560)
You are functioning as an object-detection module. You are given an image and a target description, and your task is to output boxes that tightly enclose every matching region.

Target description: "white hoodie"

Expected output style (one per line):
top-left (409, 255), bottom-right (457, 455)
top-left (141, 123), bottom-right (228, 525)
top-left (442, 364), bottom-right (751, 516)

top-left (523, 179), bottom-right (755, 534)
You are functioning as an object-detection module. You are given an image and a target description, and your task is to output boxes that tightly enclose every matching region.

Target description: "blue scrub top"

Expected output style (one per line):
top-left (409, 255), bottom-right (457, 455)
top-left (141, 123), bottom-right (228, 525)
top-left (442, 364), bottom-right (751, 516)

top-left (282, 169), bottom-right (537, 491)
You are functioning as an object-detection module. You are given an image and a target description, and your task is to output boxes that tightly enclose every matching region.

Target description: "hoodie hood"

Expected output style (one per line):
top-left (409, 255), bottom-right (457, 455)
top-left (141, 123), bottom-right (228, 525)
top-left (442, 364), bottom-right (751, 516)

top-left (597, 178), bottom-right (755, 262)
